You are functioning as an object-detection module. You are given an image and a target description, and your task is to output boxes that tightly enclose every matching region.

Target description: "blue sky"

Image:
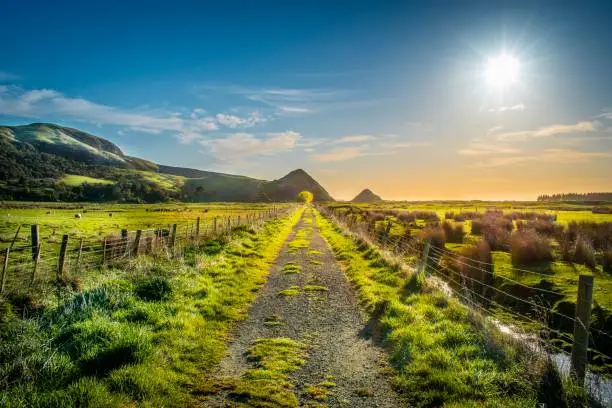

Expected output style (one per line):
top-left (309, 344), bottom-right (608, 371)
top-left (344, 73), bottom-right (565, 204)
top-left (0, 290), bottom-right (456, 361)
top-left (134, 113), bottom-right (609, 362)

top-left (1, 0), bottom-right (612, 199)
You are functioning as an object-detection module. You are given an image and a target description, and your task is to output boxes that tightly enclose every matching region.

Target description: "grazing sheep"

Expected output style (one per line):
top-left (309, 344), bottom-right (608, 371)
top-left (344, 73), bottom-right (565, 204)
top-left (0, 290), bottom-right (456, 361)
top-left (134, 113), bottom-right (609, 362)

top-left (75, 213), bottom-right (82, 219)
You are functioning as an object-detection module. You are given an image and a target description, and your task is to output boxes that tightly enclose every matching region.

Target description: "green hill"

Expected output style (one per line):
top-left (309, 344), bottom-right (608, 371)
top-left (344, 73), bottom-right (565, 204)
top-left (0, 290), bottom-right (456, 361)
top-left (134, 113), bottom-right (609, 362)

top-left (0, 123), bottom-right (334, 203)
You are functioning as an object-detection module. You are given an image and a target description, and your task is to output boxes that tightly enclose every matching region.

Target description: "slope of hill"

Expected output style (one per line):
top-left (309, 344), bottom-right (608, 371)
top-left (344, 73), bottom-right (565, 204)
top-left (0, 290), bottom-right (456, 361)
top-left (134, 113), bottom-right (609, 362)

top-left (0, 123), bottom-right (334, 203)
top-left (352, 188), bottom-right (383, 202)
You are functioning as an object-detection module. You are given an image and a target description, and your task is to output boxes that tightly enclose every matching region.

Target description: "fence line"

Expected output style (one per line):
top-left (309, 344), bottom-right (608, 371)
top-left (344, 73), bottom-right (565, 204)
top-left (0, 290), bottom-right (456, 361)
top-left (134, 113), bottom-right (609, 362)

top-left (318, 205), bottom-right (610, 386)
top-left (0, 206), bottom-right (290, 297)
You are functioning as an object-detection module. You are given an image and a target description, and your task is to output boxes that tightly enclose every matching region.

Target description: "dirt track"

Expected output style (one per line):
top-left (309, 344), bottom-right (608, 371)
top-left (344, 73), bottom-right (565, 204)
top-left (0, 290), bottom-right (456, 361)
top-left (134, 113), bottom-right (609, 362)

top-left (203, 209), bottom-right (404, 407)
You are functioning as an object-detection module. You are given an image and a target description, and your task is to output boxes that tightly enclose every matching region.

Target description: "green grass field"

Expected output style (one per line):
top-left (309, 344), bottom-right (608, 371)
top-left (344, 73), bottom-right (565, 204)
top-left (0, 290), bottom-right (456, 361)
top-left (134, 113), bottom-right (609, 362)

top-left (60, 175), bottom-right (115, 186)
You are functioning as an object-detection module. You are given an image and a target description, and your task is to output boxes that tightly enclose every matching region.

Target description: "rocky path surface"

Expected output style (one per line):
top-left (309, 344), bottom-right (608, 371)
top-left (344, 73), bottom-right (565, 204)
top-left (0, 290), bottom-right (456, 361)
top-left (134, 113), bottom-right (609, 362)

top-left (203, 208), bottom-right (404, 407)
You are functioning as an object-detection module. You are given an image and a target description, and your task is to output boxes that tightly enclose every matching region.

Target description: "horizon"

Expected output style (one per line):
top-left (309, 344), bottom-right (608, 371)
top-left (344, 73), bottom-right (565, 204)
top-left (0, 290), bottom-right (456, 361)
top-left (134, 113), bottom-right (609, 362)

top-left (2, 1), bottom-right (612, 201)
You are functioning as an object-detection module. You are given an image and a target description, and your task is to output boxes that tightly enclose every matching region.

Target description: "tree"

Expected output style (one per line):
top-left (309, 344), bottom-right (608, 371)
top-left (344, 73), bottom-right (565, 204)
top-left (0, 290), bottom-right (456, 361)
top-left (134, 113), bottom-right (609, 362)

top-left (297, 190), bottom-right (314, 203)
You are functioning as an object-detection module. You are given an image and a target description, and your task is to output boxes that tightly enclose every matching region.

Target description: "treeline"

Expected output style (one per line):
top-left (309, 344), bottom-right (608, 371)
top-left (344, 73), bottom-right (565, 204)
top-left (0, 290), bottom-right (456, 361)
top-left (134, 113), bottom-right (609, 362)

top-left (537, 192), bottom-right (612, 202)
top-left (0, 137), bottom-right (177, 203)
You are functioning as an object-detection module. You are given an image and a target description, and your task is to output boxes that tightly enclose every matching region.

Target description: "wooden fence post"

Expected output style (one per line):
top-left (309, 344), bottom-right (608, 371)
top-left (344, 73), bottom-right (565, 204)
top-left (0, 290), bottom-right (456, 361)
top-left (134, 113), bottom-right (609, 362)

top-left (571, 274), bottom-right (594, 383)
top-left (419, 239), bottom-right (431, 276)
top-left (102, 238), bottom-right (108, 264)
top-left (170, 224), bottom-right (177, 252)
top-left (30, 244), bottom-right (41, 286)
top-left (121, 229), bottom-right (128, 255)
top-left (1, 248), bottom-right (9, 293)
top-left (31, 224), bottom-right (40, 262)
top-left (133, 230), bottom-right (142, 256)
top-left (195, 217), bottom-right (201, 243)
top-left (57, 234), bottom-right (69, 281)
top-left (10, 225), bottom-right (22, 249)
top-left (76, 238), bottom-right (84, 271)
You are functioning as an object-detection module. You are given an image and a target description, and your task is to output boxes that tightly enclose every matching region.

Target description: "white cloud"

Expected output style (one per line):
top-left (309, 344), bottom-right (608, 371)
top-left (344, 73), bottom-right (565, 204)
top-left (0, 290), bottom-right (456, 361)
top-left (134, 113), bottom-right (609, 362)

top-left (331, 134), bottom-right (375, 144)
top-left (0, 86), bottom-right (276, 144)
top-left (470, 148), bottom-right (612, 168)
top-left (488, 125), bottom-right (503, 134)
top-left (279, 106), bottom-right (311, 114)
top-left (488, 103), bottom-right (525, 113)
top-left (310, 146), bottom-right (369, 162)
top-left (201, 131), bottom-right (300, 162)
top-left (497, 121), bottom-right (596, 141)
top-left (215, 111), bottom-right (266, 128)
top-left (458, 143), bottom-right (521, 156)
top-left (383, 140), bottom-right (431, 149)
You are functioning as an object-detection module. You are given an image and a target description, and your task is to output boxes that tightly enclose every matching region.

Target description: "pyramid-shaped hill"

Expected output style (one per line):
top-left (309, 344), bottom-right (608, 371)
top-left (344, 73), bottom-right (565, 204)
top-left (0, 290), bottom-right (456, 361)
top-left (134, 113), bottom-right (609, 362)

top-left (264, 169), bottom-right (334, 202)
top-left (351, 188), bottom-right (383, 203)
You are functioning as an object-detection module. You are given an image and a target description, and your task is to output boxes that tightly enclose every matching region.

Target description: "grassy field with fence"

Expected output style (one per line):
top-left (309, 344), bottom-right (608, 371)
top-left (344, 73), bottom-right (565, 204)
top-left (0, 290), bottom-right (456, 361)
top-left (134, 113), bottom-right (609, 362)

top-left (322, 202), bottom-right (612, 382)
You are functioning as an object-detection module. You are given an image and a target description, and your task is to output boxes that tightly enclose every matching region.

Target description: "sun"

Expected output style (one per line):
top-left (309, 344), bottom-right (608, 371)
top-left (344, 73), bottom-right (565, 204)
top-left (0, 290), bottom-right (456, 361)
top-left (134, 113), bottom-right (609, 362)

top-left (485, 54), bottom-right (520, 88)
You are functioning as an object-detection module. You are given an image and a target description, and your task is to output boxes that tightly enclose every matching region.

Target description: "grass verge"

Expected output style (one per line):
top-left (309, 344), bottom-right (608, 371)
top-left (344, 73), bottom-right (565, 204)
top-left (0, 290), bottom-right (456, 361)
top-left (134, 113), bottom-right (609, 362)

top-left (0, 208), bottom-right (302, 407)
top-left (314, 208), bottom-right (589, 408)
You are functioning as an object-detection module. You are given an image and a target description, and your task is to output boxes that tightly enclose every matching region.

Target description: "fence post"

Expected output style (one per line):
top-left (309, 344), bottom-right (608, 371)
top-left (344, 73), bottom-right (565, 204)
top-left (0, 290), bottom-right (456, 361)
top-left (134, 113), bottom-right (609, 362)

top-left (571, 274), bottom-right (594, 383)
top-left (1, 248), bottom-right (9, 293)
top-left (195, 217), bottom-right (201, 244)
top-left (31, 224), bottom-right (40, 262)
top-left (76, 238), bottom-right (84, 271)
top-left (121, 229), bottom-right (128, 255)
top-left (102, 238), bottom-right (108, 264)
top-left (170, 224), bottom-right (177, 252)
top-left (10, 225), bottom-right (22, 250)
top-left (132, 230), bottom-right (141, 256)
top-left (419, 239), bottom-right (431, 276)
top-left (57, 234), bottom-right (69, 281)
top-left (30, 244), bottom-right (41, 286)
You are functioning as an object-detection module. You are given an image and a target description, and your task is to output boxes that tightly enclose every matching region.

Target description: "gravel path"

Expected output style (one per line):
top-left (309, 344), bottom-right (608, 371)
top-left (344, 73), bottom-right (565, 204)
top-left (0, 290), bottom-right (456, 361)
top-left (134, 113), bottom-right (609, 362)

top-left (203, 209), bottom-right (404, 407)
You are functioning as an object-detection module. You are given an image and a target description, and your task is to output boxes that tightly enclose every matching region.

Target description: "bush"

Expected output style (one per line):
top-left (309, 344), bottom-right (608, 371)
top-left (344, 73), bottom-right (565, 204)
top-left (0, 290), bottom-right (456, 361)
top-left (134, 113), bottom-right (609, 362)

top-left (458, 241), bottom-right (493, 305)
top-left (397, 212), bottom-right (416, 223)
top-left (470, 219), bottom-right (483, 235)
top-left (444, 211), bottom-right (454, 220)
top-left (442, 221), bottom-right (464, 244)
top-left (603, 250), bottom-right (612, 273)
top-left (135, 277), bottom-right (172, 301)
top-left (572, 236), bottom-right (596, 269)
top-left (510, 230), bottom-right (553, 266)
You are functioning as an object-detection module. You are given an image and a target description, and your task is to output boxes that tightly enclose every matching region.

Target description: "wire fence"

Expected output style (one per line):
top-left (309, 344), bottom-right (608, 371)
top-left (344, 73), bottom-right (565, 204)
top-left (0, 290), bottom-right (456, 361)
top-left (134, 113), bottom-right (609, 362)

top-left (0, 206), bottom-right (291, 298)
top-left (319, 205), bottom-right (612, 387)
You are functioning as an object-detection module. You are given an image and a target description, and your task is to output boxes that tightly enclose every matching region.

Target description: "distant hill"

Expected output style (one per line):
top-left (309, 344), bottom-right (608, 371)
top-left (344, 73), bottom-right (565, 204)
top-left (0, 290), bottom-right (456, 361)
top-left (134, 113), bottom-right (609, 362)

top-left (0, 123), bottom-right (334, 203)
top-left (352, 188), bottom-right (383, 203)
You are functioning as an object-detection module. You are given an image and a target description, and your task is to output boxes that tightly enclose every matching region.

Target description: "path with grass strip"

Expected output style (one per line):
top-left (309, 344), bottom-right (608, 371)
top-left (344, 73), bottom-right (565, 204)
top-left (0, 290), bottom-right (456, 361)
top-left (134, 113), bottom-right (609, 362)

top-left (202, 208), bottom-right (403, 407)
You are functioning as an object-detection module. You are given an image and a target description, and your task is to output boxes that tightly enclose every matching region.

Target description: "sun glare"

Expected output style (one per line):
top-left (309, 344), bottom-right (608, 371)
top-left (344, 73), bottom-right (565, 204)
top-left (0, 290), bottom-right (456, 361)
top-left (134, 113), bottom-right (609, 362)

top-left (485, 54), bottom-right (520, 88)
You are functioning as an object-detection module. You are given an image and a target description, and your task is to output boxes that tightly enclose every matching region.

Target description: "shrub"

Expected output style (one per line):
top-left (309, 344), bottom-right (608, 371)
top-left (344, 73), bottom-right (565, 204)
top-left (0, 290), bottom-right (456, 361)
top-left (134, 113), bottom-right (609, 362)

top-left (470, 219), bottom-right (483, 235)
top-left (397, 212), bottom-right (416, 223)
top-left (510, 230), bottom-right (553, 266)
top-left (444, 211), bottom-right (454, 220)
top-left (442, 221), bottom-right (464, 244)
top-left (458, 241), bottom-right (493, 305)
top-left (135, 277), bottom-right (172, 301)
top-left (572, 236), bottom-right (596, 269)
top-left (603, 250), bottom-right (612, 273)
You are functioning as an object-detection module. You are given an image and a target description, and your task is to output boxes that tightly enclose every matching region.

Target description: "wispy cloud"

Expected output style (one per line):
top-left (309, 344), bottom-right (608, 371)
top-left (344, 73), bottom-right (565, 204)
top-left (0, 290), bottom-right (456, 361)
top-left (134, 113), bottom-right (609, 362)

top-left (0, 85), bottom-right (269, 142)
top-left (488, 125), bottom-right (503, 134)
top-left (488, 103), bottom-right (525, 113)
top-left (0, 71), bottom-right (19, 82)
top-left (470, 148), bottom-right (612, 167)
top-left (458, 142), bottom-right (520, 156)
top-left (331, 134), bottom-right (375, 144)
top-left (200, 131), bottom-right (300, 162)
top-left (215, 111), bottom-right (266, 128)
top-left (310, 146), bottom-right (370, 162)
top-left (497, 121), bottom-right (596, 141)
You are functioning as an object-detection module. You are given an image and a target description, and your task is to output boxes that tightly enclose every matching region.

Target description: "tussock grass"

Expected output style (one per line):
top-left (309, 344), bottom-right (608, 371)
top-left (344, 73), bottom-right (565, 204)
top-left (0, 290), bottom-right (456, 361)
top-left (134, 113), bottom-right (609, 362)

top-left (282, 262), bottom-right (301, 274)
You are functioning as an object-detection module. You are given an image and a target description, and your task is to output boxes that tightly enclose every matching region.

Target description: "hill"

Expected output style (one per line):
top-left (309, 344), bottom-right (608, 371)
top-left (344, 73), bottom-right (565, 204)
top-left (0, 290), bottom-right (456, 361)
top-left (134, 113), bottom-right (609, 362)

top-left (352, 188), bottom-right (383, 203)
top-left (0, 123), bottom-right (334, 203)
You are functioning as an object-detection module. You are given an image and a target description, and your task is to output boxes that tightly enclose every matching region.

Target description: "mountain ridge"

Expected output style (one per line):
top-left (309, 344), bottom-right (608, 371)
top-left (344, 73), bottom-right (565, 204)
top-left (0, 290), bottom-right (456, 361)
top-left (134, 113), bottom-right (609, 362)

top-left (0, 123), bottom-right (334, 203)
